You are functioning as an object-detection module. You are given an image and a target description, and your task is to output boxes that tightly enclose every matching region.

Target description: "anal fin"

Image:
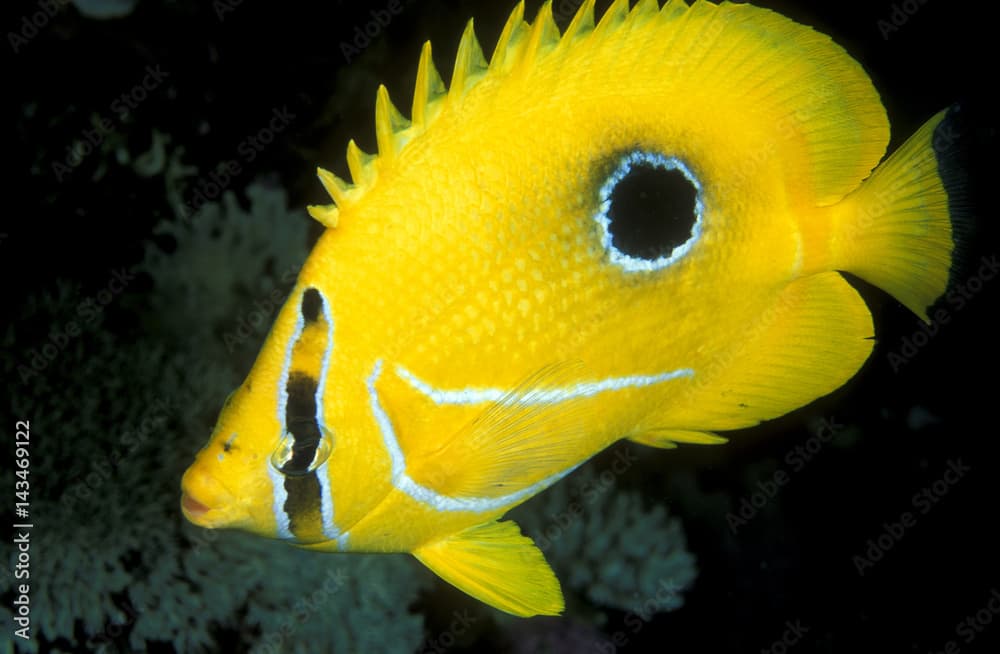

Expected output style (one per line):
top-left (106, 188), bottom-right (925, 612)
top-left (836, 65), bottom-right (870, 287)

top-left (413, 520), bottom-right (563, 617)
top-left (660, 271), bottom-right (874, 431)
top-left (629, 429), bottom-right (728, 449)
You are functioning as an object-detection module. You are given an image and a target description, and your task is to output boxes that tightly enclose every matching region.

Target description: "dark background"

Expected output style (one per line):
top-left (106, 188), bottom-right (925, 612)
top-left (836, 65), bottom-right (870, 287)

top-left (7, 0), bottom-right (999, 652)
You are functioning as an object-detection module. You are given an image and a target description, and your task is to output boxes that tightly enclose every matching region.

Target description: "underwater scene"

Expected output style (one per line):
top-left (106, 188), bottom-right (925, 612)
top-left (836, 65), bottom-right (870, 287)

top-left (4, 0), bottom-right (999, 652)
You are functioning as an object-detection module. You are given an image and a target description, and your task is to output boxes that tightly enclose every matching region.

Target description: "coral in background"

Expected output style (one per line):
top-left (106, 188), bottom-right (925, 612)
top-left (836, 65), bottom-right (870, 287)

top-left (140, 180), bottom-right (309, 349)
top-left (1, 181), bottom-right (429, 653)
top-left (513, 463), bottom-right (697, 616)
top-left (2, 157), bottom-right (695, 652)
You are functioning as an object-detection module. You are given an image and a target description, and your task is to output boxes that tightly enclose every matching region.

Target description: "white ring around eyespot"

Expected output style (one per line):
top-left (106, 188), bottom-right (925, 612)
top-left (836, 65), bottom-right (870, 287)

top-left (594, 151), bottom-right (704, 272)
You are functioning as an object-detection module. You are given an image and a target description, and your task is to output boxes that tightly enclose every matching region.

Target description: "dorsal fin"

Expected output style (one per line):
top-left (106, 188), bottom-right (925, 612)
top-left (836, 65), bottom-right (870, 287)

top-left (306, 167), bottom-right (350, 226)
top-left (374, 85), bottom-right (411, 162)
top-left (558, 0), bottom-right (595, 46)
top-left (593, 0), bottom-right (630, 37)
top-left (412, 41), bottom-right (446, 130)
top-left (345, 139), bottom-right (376, 189)
top-left (511, 1), bottom-right (560, 77)
top-left (449, 20), bottom-right (489, 104)
top-left (313, 0), bottom-right (888, 229)
top-left (488, 1), bottom-right (527, 75)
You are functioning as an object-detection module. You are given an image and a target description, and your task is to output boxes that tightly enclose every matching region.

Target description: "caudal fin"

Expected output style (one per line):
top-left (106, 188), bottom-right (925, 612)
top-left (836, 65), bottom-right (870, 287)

top-left (831, 106), bottom-right (970, 321)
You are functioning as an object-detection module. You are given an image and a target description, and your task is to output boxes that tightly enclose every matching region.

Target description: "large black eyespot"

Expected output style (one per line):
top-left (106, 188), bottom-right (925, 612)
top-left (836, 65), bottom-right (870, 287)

top-left (594, 151), bottom-right (704, 271)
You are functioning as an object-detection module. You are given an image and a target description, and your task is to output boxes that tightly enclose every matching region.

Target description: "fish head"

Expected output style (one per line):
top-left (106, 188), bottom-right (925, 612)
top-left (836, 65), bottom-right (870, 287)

top-left (180, 383), bottom-right (285, 536)
top-left (180, 282), bottom-right (389, 547)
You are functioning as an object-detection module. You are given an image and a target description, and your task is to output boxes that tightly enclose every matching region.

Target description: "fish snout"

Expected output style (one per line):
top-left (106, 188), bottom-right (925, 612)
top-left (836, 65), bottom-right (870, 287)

top-left (180, 466), bottom-right (237, 528)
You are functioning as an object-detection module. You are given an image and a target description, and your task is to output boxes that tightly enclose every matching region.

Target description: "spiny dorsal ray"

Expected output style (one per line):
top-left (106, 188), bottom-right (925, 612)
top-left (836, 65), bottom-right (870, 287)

top-left (307, 0), bottom-right (669, 225)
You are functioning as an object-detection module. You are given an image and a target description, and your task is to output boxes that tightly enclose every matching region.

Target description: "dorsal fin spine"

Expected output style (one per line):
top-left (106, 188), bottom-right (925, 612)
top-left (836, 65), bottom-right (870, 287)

top-left (593, 0), bottom-right (630, 37)
top-left (449, 20), bottom-right (489, 104)
top-left (631, 0), bottom-right (661, 22)
top-left (331, 0), bottom-right (679, 212)
top-left (316, 167), bottom-right (350, 206)
top-left (306, 203), bottom-right (340, 228)
top-left (346, 139), bottom-right (376, 187)
top-left (559, 0), bottom-right (596, 46)
top-left (375, 84), bottom-right (411, 161)
top-left (513, 2), bottom-right (559, 76)
top-left (489, 1), bottom-right (526, 74)
top-left (412, 42), bottom-right (446, 129)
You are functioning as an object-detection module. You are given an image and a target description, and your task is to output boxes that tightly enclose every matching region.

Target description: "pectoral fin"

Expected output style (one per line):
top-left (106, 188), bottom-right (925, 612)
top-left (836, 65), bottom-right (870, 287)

top-left (406, 362), bottom-right (594, 500)
top-left (412, 520), bottom-right (563, 617)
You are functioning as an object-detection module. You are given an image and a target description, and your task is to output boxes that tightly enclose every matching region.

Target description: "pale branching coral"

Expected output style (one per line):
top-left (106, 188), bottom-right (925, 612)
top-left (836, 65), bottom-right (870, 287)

top-left (513, 461), bottom-right (697, 615)
top-left (1, 181), bottom-right (429, 653)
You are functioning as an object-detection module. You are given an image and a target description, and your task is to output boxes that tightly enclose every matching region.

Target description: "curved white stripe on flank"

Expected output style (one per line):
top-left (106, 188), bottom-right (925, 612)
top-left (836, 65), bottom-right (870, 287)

top-left (395, 364), bottom-right (694, 406)
top-left (398, 463), bottom-right (580, 513)
top-left (335, 533), bottom-right (349, 550)
top-left (313, 289), bottom-right (341, 539)
top-left (271, 291), bottom-right (305, 539)
top-left (367, 360), bottom-right (582, 514)
top-left (316, 461), bottom-right (340, 540)
top-left (267, 464), bottom-right (294, 539)
top-left (315, 289), bottom-right (335, 436)
top-left (368, 360), bottom-right (406, 478)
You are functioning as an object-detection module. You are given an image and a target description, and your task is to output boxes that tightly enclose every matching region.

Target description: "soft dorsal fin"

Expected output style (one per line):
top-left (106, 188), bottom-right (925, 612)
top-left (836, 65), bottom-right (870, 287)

top-left (404, 362), bottom-right (595, 500)
top-left (413, 520), bottom-right (563, 617)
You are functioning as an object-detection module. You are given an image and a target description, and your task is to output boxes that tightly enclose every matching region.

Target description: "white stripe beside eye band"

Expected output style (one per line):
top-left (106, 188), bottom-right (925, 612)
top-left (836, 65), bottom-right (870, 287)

top-left (395, 364), bottom-right (694, 405)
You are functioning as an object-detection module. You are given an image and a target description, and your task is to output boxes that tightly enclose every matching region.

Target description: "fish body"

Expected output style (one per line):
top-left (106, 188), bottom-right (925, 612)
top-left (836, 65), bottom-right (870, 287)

top-left (181, 0), bottom-right (964, 616)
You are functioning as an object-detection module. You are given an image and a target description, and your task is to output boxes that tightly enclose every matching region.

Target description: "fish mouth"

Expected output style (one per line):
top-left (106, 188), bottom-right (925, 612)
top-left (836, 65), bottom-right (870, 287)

top-left (180, 466), bottom-right (239, 528)
top-left (181, 492), bottom-right (211, 520)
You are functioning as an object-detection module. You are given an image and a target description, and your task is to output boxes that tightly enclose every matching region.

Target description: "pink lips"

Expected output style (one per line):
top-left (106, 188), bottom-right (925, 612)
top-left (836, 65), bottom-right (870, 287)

top-left (181, 492), bottom-right (210, 517)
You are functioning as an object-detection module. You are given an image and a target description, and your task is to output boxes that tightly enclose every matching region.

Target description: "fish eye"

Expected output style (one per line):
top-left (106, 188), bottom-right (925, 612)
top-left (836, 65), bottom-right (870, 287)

top-left (269, 424), bottom-right (334, 476)
top-left (594, 151), bottom-right (704, 272)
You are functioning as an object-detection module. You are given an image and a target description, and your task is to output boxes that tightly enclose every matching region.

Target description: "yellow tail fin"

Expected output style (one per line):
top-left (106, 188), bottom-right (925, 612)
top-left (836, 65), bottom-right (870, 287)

top-left (830, 106), bottom-right (969, 321)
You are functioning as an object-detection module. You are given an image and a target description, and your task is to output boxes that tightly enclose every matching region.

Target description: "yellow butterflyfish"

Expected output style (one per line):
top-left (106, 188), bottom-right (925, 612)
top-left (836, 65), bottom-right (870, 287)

top-left (180, 0), bottom-right (966, 616)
